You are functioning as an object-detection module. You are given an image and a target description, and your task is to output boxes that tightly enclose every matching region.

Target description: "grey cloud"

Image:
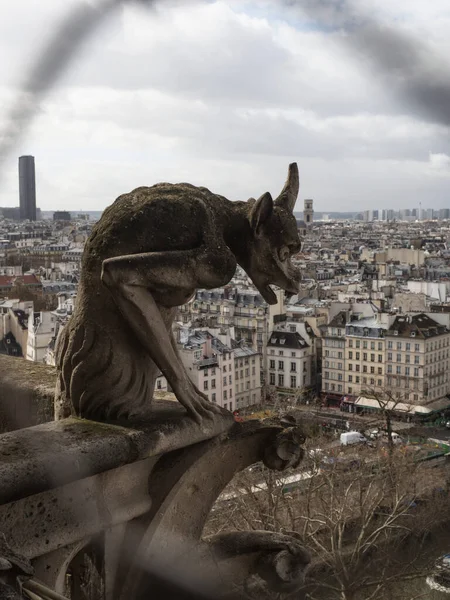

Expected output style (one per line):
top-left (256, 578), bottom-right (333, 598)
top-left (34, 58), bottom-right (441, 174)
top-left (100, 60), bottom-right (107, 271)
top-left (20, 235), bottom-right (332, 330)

top-left (55, 89), bottom-right (449, 162)
top-left (350, 23), bottom-right (450, 128)
top-left (282, 0), bottom-right (450, 127)
top-left (0, 0), bottom-right (158, 170)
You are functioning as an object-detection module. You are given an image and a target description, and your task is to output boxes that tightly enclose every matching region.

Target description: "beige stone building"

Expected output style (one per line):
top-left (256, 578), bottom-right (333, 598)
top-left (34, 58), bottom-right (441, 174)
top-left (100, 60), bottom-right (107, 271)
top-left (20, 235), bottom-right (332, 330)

top-left (384, 314), bottom-right (450, 406)
top-left (178, 330), bottom-right (236, 412)
top-left (345, 317), bottom-right (386, 398)
top-left (321, 311), bottom-right (346, 397)
top-left (233, 345), bottom-right (262, 409)
top-left (267, 329), bottom-right (313, 398)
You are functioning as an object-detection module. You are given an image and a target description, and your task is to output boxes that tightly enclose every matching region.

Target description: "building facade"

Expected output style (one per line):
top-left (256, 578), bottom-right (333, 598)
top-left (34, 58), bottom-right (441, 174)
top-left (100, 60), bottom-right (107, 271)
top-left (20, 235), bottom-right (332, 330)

top-left (345, 317), bottom-right (385, 397)
top-left (321, 311), bottom-right (347, 397)
top-left (233, 345), bottom-right (262, 409)
top-left (266, 330), bottom-right (312, 399)
top-left (178, 330), bottom-right (236, 412)
top-left (26, 311), bottom-right (56, 363)
top-left (384, 314), bottom-right (450, 406)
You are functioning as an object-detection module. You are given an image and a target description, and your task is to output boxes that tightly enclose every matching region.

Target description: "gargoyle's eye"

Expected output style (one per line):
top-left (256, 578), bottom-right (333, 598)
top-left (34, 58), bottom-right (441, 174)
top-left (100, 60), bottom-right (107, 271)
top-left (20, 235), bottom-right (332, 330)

top-left (288, 242), bottom-right (301, 255)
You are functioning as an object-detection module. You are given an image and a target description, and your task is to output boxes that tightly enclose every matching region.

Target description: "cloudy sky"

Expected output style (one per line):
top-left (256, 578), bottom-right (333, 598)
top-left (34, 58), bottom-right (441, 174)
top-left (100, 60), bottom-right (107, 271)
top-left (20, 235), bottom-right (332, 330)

top-left (0, 0), bottom-right (449, 212)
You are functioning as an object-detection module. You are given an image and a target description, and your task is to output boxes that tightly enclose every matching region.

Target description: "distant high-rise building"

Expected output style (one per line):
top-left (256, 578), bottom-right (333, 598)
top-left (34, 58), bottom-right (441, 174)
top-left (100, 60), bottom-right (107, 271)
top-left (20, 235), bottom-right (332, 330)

top-left (386, 209), bottom-right (395, 221)
top-left (53, 211), bottom-right (72, 222)
top-left (19, 155), bottom-right (36, 221)
top-left (304, 199), bottom-right (314, 225)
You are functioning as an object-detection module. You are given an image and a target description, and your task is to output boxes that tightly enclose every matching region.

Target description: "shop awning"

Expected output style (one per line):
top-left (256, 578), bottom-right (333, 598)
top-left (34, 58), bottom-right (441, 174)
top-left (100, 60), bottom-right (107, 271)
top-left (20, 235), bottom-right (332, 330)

top-left (355, 396), bottom-right (450, 415)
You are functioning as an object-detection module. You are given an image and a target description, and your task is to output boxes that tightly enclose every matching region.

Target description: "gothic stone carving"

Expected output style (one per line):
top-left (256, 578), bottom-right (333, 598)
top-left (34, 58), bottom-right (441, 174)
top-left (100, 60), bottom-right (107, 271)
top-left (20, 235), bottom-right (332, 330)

top-left (0, 409), bottom-right (309, 599)
top-left (55, 164), bottom-right (302, 423)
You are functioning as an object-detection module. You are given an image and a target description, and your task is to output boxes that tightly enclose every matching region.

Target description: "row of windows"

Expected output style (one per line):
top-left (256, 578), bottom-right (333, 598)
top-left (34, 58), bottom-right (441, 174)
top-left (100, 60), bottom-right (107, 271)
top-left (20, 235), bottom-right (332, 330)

top-left (427, 375), bottom-right (449, 388)
top-left (348, 376), bottom-right (383, 386)
top-left (324, 382), bottom-right (343, 392)
top-left (387, 353), bottom-right (421, 364)
top-left (386, 341), bottom-right (422, 351)
top-left (386, 376), bottom-right (420, 389)
top-left (348, 365), bottom-right (383, 374)
top-left (348, 340), bottom-right (383, 350)
top-left (324, 350), bottom-right (342, 359)
top-left (425, 352), bottom-right (450, 363)
top-left (324, 339), bottom-right (345, 348)
top-left (203, 375), bottom-right (233, 390)
top-left (269, 373), bottom-right (308, 387)
top-left (324, 361), bottom-right (343, 370)
top-left (348, 352), bottom-right (383, 362)
top-left (269, 360), bottom-right (307, 372)
top-left (236, 381), bottom-right (253, 391)
top-left (234, 367), bottom-right (256, 379)
top-left (269, 350), bottom-right (303, 357)
top-left (323, 372), bottom-right (343, 381)
top-left (426, 339), bottom-right (450, 351)
top-left (386, 365), bottom-right (420, 376)
top-left (209, 391), bottom-right (232, 403)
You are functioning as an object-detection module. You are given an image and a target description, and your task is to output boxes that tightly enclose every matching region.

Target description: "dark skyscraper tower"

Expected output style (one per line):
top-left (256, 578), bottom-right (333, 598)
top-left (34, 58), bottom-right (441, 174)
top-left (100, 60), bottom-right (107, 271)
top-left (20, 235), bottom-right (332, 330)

top-left (19, 155), bottom-right (37, 221)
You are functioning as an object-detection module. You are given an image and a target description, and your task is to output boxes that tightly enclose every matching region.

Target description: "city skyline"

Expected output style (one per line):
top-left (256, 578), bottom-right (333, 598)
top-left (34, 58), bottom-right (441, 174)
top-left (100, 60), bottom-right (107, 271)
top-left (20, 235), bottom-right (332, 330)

top-left (0, 0), bottom-right (449, 211)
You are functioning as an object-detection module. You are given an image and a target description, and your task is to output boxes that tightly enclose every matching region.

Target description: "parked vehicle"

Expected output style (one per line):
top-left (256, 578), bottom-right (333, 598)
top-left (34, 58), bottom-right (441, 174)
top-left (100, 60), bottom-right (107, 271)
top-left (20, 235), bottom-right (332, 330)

top-left (380, 432), bottom-right (404, 445)
top-left (367, 429), bottom-right (403, 445)
top-left (340, 431), bottom-right (366, 446)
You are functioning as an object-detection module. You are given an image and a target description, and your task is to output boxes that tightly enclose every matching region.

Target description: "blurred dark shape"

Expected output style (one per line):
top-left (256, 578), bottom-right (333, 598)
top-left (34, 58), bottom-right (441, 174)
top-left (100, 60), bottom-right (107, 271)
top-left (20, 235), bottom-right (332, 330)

top-left (0, 0), bottom-right (156, 170)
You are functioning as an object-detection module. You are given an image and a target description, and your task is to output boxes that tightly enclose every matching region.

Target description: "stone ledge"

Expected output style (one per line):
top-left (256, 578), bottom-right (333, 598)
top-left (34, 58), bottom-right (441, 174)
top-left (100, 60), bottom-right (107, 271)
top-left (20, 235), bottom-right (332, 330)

top-left (0, 355), bottom-right (56, 432)
top-left (0, 402), bottom-right (236, 505)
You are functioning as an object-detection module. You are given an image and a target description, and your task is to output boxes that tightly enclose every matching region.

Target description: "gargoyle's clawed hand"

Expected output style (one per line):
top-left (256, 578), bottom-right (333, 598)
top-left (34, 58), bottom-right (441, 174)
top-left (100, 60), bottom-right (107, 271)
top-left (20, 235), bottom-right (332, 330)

top-left (179, 379), bottom-right (223, 424)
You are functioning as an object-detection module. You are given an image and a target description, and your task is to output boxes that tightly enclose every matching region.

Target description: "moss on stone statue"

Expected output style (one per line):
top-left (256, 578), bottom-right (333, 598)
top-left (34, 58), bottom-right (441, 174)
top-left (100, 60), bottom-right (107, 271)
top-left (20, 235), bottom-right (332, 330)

top-left (0, 355), bottom-right (56, 433)
top-left (0, 354), bottom-right (179, 434)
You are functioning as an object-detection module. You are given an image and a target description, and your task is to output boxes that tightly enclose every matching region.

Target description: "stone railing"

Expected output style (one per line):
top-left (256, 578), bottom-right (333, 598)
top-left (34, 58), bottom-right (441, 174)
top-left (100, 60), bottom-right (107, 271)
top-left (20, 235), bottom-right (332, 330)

top-left (0, 359), bottom-right (309, 599)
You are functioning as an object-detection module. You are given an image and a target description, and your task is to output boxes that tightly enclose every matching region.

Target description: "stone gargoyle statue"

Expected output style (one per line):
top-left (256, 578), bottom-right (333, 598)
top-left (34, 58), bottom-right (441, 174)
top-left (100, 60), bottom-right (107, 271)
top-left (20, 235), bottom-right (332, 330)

top-left (55, 163), bottom-right (302, 423)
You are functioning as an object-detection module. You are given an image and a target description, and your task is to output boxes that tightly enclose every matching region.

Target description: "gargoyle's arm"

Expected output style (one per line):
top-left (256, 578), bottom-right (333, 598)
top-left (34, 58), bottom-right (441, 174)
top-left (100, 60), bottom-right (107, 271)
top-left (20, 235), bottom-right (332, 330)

top-left (101, 246), bottom-right (236, 422)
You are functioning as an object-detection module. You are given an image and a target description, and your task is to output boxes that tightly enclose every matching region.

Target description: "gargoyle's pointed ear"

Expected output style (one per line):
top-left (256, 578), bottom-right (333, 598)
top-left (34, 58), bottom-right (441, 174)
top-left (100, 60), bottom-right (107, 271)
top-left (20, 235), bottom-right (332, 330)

top-left (250, 192), bottom-right (273, 232)
top-left (275, 162), bottom-right (299, 213)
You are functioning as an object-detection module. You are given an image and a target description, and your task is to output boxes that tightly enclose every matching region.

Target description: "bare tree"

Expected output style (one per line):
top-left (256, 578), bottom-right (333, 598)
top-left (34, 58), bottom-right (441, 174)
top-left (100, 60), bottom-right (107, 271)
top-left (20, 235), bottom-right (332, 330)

top-left (206, 437), bottom-right (450, 600)
top-left (359, 386), bottom-right (415, 458)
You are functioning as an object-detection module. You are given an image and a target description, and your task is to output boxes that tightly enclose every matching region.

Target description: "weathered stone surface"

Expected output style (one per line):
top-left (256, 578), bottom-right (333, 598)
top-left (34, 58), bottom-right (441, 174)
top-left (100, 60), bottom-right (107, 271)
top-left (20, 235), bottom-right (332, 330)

top-left (0, 415), bottom-right (308, 598)
top-left (0, 401), bottom-right (234, 505)
top-left (55, 164), bottom-right (303, 424)
top-left (0, 355), bottom-right (55, 433)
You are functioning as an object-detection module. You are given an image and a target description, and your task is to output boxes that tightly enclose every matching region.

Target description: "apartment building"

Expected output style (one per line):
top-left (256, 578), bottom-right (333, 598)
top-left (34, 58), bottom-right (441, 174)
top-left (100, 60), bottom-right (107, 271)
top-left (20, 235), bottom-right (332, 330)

top-left (345, 317), bottom-right (385, 397)
top-left (26, 311), bottom-right (57, 362)
top-left (321, 311), bottom-right (346, 397)
top-left (267, 330), bottom-right (312, 397)
top-left (0, 298), bottom-right (33, 356)
top-left (384, 313), bottom-right (450, 406)
top-left (178, 283), bottom-right (284, 355)
top-left (178, 330), bottom-right (236, 411)
top-left (233, 345), bottom-right (262, 409)
top-left (273, 319), bottom-right (318, 391)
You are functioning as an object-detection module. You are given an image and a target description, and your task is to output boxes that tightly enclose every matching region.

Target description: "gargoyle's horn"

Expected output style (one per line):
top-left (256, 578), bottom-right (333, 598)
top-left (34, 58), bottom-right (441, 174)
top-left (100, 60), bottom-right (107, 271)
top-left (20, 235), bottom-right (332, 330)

top-left (275, 163), bottom-right (299, 212)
